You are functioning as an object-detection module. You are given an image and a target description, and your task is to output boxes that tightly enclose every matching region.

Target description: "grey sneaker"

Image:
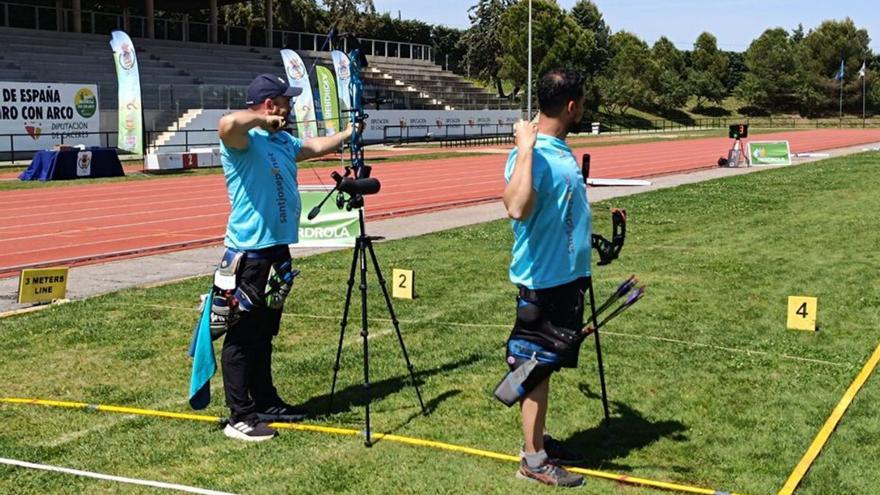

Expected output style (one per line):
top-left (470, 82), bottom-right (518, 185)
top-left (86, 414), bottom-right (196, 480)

top-left (516, 459), bottom-right (585, 487)
top-left (544, 435), bottom-right (585, 465)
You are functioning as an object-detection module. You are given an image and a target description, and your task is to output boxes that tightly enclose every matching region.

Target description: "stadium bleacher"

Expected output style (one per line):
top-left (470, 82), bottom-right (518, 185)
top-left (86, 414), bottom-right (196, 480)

top-left (0, 16), bottom-right (520, 158)
top-left (0, 25), bottom-right (515, 119)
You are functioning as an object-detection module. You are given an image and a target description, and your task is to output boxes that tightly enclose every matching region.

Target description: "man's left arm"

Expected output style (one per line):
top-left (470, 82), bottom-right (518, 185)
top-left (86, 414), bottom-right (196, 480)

top-left (296, 123), bottom-right (362, 161)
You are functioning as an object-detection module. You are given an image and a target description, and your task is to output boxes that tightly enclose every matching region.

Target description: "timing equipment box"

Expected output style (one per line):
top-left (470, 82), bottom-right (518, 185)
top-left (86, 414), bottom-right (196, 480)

top-left (729, 124), bottom-right (749, 139)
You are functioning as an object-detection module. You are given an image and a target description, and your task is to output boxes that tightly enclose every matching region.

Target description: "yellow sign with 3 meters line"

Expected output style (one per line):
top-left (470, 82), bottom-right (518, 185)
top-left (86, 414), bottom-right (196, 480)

top-left (18, 267), bottom-right (69, 304)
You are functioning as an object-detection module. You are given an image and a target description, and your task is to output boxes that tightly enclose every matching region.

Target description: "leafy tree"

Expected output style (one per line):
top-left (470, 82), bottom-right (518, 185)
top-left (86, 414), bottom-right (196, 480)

top-left (868, 70), bottom-right (880, 114)
top-left (597, 31), bottom-right (658, 114)
top-left (372, 15), bottom-right (432, 44)
top-left (735, 28), bottom-right (802, 112)
top-left (652, 36), bottom-right (689, 110)
top-left (221, 1), bottom-right (266, 46)
top-left (789, 19), bottom-right (873, 115)
top-left (569, 0), bottom-right (610, 112)
top-left (430, 26), bottom-right (465, 73)
top-left (722, 51), bottom-right (746, 93)
top-left (791, 23), bottom-right (805, 43)
top-left (459, 0), bottom-right (512, 97)
top-left (323, 0), bottom-right (376, 34)
top-left (802, 18), bottom-right (871, 81)
top-left (277, 0), bottom-right (328, 32)
top-left (799, 18), bottom-right (873, 115)
top-left (497, 0), bottom-right (596, 102)
top-left (570, 0), bottom-right (609, 64)
top-left (688, 32), bottom-right (728, 108)
top-left (219, 0), bottom-right (328, 37)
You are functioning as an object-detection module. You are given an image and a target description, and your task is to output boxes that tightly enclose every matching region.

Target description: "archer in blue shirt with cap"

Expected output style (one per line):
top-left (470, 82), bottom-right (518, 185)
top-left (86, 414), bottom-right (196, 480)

top-left (213, 73), bottom-right (360, 442)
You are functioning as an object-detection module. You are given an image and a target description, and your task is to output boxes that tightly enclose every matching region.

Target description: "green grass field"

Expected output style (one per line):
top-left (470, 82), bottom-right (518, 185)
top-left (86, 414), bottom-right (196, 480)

top-left (1, 152), bottom-right (879, 494)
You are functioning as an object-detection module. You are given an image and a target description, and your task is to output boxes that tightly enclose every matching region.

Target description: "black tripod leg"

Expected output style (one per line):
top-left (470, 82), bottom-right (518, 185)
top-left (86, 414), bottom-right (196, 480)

top-left (329, 237), bottom-right (360, 415)
top-left (365, 239), bottom-right (427, 414)
top-left (587, 277), bottom-right (611, 426)
top-left (359, 237), bottom-right (373, 447)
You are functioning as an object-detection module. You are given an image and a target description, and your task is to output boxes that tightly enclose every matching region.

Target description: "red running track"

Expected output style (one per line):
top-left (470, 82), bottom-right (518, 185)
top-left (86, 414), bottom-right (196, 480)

top-left (1, 129), bottom-right (878, 277)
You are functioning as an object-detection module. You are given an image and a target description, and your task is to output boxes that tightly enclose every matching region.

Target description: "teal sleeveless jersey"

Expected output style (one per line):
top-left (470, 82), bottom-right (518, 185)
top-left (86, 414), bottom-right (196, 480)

top-left (504, 134), bottom-right (592, 289)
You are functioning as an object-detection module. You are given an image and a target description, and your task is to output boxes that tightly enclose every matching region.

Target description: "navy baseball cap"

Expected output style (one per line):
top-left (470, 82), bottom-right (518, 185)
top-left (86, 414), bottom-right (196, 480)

top-left (245, 74), bottom-right (302, 106)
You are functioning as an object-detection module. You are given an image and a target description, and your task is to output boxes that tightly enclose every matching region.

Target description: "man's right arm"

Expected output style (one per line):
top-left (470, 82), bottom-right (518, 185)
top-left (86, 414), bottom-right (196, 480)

top-left (503, 120), bottom-right (539, 220)
top-left (218, 111), bottom-right (284, 150)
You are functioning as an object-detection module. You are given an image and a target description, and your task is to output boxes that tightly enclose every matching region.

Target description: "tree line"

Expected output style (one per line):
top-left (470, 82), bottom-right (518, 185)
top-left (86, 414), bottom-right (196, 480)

top-left (459, 0), bottom-right (878, 118)
top-left (164, 0), bottom-right (878, 118)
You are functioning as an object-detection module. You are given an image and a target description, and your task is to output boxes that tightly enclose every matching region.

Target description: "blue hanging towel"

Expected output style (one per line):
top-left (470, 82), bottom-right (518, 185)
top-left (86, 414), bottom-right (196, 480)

top-left (188, 291), bottom-right (216, 410)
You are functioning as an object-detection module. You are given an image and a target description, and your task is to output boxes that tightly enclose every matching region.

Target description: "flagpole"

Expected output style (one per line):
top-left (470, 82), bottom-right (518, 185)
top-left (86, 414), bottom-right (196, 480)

top-left (863, 68), bottom-right (867, 126)
top-left (526, 0), bottom-right (532, 119)
top-left (837, 59), bottom-right (844, 127)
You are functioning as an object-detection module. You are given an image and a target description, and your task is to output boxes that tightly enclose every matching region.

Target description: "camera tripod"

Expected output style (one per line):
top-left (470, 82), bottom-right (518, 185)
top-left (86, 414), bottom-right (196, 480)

top-left (328, 203), bottom-right (427, 446)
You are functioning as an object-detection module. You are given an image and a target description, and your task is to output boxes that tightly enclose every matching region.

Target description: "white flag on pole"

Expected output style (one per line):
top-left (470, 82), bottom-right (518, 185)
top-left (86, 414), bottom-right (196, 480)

top-left (858, 61), bottom-right (866, 79)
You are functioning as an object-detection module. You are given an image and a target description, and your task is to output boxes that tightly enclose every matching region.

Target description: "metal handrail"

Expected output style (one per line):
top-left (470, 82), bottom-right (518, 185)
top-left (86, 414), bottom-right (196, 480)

top-left (0, 1), bottom-right (432, 61)
top-left (595, 117), bottom-right (880, 134)
top-left (0, 130), bottom-right (123, 164)
top-left (5, 118), bottom-right (878, 164)
top-left (382, 123), bottom-right (515, 147)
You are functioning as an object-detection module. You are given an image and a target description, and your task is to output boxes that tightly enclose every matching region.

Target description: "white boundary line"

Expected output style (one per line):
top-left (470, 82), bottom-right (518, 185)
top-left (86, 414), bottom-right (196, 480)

top-left (277, 312), bottom-right (853, 367)
top-left (132, 304), bottom-right (852, 368)
top-left (599, 331), bottom-right (852, 368)
top-left (0, 457), bottom-right (239, 495)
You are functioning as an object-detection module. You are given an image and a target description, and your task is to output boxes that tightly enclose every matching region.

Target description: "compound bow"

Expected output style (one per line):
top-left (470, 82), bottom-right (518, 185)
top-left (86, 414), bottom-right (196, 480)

top-left (582, 152), bottom-right (626, 265)
top-left (303, 30), bottom-right (374, 216)
top-left (342, 34), bottom-right (369, 178)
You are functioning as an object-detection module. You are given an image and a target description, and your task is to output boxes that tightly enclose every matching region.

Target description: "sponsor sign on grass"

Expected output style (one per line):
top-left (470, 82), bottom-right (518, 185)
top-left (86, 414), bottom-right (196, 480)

top-left (297, 187), bottom-right (360, 247)
top-left (748, 140), bottom-right (791, 166)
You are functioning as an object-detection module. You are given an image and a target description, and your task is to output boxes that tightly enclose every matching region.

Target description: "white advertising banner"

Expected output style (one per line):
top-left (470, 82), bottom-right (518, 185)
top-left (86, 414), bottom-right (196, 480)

top-left (364, 110), bottom-right (520, 142)
top-left (110, 30), bottom-right (144, 155)
top-left (0, 81), bottom-right (100, 153)
top-left (280, 49), bottom-right (319, 140)
top-left (331, 51), bottom-right (352, 116)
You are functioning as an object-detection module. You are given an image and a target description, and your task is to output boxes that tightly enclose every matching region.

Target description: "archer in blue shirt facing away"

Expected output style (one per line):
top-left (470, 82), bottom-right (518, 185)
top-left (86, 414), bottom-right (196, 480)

top-left (215, 73), bottom-right (359, 442)
top-left (502, 69), bottom-right (593, 488)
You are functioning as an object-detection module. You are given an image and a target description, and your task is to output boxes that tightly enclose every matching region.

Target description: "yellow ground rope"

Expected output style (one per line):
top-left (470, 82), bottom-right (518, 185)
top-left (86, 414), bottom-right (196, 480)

top-left (0, 397), bottom-right (743, 495)
top-left (777, 341), bottom-right (880, 495)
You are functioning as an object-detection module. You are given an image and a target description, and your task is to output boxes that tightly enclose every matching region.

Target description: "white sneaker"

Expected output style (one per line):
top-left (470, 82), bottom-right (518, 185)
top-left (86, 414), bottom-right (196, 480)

top-left (223, 420), bottom-right (277, 442)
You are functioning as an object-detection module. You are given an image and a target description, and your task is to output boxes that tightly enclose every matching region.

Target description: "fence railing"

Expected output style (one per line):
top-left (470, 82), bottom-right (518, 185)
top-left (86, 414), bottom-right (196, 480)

top-left (0, 131), bottom-right (125, 164)
top-left (3, 118), bottom-right (879, 164)
top-left (146, 84), bottom-right (517, 112)
top-left (0, 1), bottom-right (433, 61)
top-left (595, 117), bottom-right (880, 134)
top-left (382, 124), bottom-right (515, 147)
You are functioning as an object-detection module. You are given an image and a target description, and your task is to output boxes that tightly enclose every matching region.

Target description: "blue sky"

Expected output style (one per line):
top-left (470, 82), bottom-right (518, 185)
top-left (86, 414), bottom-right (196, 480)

top-left (372, 0), bottom-right (880, 51)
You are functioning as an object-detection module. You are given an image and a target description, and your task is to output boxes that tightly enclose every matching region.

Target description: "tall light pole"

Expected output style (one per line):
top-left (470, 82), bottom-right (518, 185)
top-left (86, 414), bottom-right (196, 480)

top-left (526, 0), bottom-right (532, 118)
